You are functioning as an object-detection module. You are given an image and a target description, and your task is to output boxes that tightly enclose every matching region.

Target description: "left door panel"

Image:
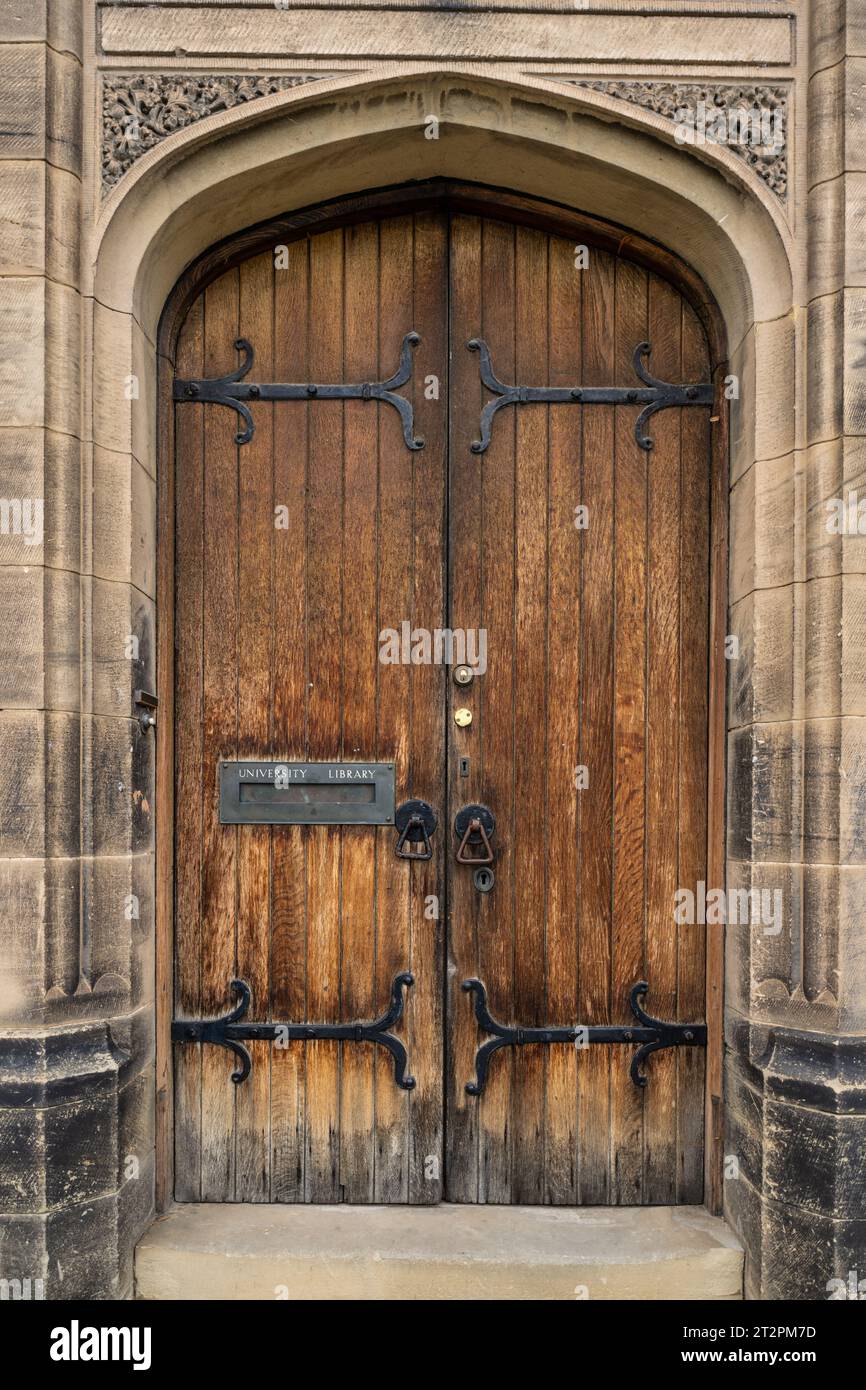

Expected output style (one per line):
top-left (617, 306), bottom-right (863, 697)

top-left (172, 211), bottom-right (448, 1203)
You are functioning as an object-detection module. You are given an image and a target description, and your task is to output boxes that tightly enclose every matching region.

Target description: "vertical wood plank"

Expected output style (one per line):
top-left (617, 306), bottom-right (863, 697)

top-left (172, 296), bottom-right (204, 1202)
top-left (373, 215), bottom-right (415, 1202)
top-left (235, 251), bottom-right (275, 1201)
top-left (406, 211), bottom-right (448, 1203)
top-left (156, 340), bottom-right (176, 1212)
top-left (643, 275), bottom-right (683, 1203)
top-left (270, 236), bottom-right (310, 1203)
top-left (476, 216), bottom-right (516, 1203)
top-left (199, 269), bottom-right (240, 1201)
top-left (610, 257), bottom-right (647, 1205)
top-left (304, 228), bottom-right (344, 1202)
top-left (705, 352), bottom-right (729, 1214)
top-left (546, 233), bottom-right (582, 1204)
top-left (576, 246), bottom-right (615, 1204)
top-left (511, 224), bottom-right (549, 1204)
top-left (678, 300), bottom-right (711, 1203)
top-left (339, 219), bottom-right (380, 1202)
top-left (446, 213), bottom-right (483, 1201)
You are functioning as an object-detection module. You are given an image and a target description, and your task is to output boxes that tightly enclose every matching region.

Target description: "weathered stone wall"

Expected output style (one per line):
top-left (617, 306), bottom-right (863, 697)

top-left (0, 0), bottom-right (154, 1300)
top-left (0, 0), bottom-right (862, 1301)
top-left (724, 0), bottom-right (866, 1301)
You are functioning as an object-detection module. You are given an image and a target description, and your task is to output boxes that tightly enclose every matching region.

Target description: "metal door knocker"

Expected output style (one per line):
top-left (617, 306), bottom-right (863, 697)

top-left (394, 799), bottom-right (438, 860)
top-left (454, 804), bottom-right (495, 864)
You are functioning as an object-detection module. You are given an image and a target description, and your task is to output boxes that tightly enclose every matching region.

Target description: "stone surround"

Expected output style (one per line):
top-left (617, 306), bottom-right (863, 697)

top-left (0, 0), bottom-right (863, 1302)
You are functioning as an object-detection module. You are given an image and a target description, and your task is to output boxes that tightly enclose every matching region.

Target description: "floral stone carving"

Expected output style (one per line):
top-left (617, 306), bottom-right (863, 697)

top-left (568, 81), bottom-right (788, 199)
top-left (102, 72), bottom-right (328, 191)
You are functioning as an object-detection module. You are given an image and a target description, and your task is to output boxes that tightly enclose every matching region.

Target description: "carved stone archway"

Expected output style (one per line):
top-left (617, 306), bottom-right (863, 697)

top-left (35, 65), bottom-right (825, 1299)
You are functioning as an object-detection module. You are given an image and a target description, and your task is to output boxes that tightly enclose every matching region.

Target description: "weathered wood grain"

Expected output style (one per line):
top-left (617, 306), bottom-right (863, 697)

top-left (304, 228), bottom-right (344, 1203)
top-left (546, 232), bottom-right (581, 1205)
top-left (475, 216), bottom-right (516, 1205)
top-left (610, 257), bottom-right (647, 1206)
top-left (406, 211), bottom-right (448, 1204)
top-left (172, 293), bottom-right (204, 1203)
top-left (269, 235), bottom-right (309, 1204)
top-left (199, 269), bottom-right (240, 1201)
top-left (643, 273), bottom-right (682, 1204)
top-left (170, 194), bottom-right (717, 1208)
top-left (678, 300), bottom-right (711, 1204)
top-left (576, 245), bottom-right (615, 1205)
top-left (511, 223), bottom-right (549, 1206)
top-left (445, 213), bottom-right (483, 1203)
top-left (235, 251), bottom-right (274, 1202)
top-left (339, 218), bottom-right (380, 1204)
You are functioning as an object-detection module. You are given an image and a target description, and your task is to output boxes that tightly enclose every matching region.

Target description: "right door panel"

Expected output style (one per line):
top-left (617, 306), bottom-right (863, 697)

top-left (445, 211), bottom-right (712, 1205)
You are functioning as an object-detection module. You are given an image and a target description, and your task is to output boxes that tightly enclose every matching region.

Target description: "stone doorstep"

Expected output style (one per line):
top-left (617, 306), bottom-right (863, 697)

top-left (135, 1203), bottom-right (743, 1301)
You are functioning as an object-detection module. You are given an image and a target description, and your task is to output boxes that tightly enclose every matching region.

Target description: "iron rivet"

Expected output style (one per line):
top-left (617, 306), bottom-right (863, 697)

top-left (307, 384), bottom-right (318, 397)
top-left (248, 385), bottom-right (260, 399)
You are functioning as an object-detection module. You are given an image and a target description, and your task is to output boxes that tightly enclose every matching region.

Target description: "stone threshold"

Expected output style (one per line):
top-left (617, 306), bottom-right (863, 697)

top-left (135, 1202), bottom-right (743, 1300)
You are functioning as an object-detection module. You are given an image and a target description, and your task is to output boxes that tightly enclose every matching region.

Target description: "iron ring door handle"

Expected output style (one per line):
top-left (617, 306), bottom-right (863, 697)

top-left (454, 804), bottom-right (496, 864)
top-left (394, 799), bottom-right (437, 860)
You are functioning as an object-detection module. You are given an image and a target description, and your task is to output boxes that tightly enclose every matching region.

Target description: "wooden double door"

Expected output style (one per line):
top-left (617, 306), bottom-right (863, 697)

top-left (169, 191), bottom-right (716, 1206)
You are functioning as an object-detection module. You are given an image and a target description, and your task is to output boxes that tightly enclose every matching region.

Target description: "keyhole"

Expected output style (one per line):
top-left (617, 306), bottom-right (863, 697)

top-left (473, 867), bottom-right (494, 893)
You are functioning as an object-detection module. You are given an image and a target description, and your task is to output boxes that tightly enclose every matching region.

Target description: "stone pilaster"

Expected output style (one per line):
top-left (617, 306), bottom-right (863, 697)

top-left (723, 0), bottom-right (866, 1301)
top-left (0, 0), bottom-right (154, 1301)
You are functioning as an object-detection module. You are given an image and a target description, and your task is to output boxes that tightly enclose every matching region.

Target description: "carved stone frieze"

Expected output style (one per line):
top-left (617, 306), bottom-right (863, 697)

top-left (102, 72), bottom-right (329, 190)
top-left (567, 80), bottom-right (788, 198)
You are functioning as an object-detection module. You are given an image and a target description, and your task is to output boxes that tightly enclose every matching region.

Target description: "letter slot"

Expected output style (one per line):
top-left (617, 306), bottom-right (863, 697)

top-left (219, 761), bottom-right (396, 826)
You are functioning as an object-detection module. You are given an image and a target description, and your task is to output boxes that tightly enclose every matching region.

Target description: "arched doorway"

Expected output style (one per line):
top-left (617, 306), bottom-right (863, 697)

top-left (157, 182), bottom-right (727, 1208)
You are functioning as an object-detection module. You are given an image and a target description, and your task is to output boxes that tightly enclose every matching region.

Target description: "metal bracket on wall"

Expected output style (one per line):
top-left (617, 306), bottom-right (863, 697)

top-left (462, 978), bottom-right (707, 1096)
top-left (172, 972), bottom-right (415, 1089)
top-left (173, 332), bottom-right (424, 450)
top-left (133, 689), bottom-right (158, 732)
top-left (466, 338), bottom-right (714, 454)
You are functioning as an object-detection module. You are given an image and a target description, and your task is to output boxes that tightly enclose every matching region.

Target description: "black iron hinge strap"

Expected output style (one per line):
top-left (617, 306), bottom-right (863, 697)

top-left (462, 978), bottom-right (707, 1096)
top-left (173, 332), bottom-right (424, 451)
top-left (467, 338), bottom-right (714, 454)
top-left (172, 972), bottom-right (415, 1089)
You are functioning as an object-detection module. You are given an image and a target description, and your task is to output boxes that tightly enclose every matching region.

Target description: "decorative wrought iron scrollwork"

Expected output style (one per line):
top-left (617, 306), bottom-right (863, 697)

top-left (462, 977), bottom-right (706, 1096)
top-left (173, 332), bottom-right (425, 450)
top-left (172, 972), bottom-right (416, 1089)
top-left (466, 338), bottom-right (714, 454)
